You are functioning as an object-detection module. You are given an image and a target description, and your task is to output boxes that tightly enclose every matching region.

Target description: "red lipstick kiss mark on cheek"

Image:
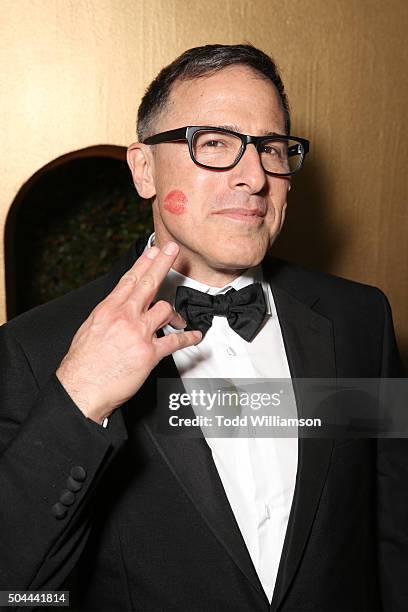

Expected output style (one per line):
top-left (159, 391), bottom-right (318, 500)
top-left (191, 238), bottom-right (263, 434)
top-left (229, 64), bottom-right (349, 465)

top-left (163, 190), bottom-right (188, 215)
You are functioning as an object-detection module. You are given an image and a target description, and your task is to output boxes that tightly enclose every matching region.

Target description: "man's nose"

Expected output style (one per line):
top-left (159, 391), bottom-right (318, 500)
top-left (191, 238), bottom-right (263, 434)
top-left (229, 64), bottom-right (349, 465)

top-left (229, 143), bottom-right (267, 193)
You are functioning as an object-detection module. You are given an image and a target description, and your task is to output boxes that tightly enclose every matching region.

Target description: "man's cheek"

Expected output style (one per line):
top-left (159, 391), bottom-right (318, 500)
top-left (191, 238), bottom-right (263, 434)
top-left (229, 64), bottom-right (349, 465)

top-left (163, 190), bottom-right (188, 215)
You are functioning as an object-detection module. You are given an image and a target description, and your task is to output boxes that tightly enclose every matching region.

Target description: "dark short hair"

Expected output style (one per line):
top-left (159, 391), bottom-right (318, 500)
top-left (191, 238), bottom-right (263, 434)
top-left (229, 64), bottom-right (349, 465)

top-left (137, 43), bottom-right (290, 141)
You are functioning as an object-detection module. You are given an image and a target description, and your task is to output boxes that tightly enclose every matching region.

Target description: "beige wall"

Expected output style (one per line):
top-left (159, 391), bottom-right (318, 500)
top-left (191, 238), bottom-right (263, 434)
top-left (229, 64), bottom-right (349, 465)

top-left (1, 0), bottom-right (407, 360)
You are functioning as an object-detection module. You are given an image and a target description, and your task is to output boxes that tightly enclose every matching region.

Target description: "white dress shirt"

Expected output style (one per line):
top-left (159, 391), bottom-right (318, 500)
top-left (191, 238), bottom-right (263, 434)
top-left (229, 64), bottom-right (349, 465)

top-left (147, 233), bottom-right (298, 602)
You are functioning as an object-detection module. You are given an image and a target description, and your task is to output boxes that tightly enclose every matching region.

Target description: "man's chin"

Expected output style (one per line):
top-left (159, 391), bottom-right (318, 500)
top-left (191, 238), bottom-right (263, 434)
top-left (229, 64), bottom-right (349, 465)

top-left (210, 250), bottom-right (267, 272)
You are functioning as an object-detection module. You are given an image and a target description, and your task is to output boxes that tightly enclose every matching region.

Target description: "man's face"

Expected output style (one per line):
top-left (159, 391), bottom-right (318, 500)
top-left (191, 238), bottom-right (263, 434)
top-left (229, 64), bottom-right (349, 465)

top-left (137, 66), bottom-right (290, 281)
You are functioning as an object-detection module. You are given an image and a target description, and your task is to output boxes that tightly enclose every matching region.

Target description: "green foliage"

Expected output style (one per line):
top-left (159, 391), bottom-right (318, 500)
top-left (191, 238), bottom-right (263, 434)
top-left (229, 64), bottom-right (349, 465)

top-left (15, 156), bottom-right (152, 312)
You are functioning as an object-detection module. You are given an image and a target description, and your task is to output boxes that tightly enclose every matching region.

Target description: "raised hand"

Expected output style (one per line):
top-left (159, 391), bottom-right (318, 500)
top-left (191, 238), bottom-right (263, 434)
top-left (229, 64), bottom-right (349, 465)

top-left (56, 241), bottom-right (201, 424)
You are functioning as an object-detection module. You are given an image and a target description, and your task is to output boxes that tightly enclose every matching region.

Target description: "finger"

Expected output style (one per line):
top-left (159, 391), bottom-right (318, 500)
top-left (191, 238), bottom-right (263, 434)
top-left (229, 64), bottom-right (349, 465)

top-left (167, 311), bottom-right (189, 330)
top-left (153, 329), bottom-right (202, 359)
top-left (127, 241), bottom-right (180, 310)
top-left (105, 245), bottom-right (160, 307)
top-left (147, 300), bottom-right (187, 331)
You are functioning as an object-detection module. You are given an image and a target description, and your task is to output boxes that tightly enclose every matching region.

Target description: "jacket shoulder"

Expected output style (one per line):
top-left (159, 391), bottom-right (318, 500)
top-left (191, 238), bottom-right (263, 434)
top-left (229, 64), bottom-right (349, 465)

top-left (6, 272), bottom-right (109, 341)
top-left (265, 256), bottom-right (387, 313)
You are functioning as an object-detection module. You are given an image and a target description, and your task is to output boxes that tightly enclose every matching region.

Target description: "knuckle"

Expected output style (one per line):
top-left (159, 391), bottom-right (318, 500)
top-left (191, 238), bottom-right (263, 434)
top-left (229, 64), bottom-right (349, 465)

top-left (112, 309), bottom-right (130, 326)
top-left (174, 331), bottom-right (184, 348)
top-left (121, 273), bottom-right (138, 285)
top-left (91, 302), bottom-right (108, 321)
top-left (156, 300), bottom-right (173, 316)
top-left (140, 273), bottom-right (156, 290)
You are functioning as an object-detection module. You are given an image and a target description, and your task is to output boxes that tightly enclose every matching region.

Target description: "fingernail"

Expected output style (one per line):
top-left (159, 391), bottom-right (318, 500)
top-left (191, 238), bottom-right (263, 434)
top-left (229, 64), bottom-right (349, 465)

top-left (164, 241), bottom-right (178, 255)
top-left (193, 330), bottom-right (202, 341)
top-left (146, 246), bottom-right (159, 259)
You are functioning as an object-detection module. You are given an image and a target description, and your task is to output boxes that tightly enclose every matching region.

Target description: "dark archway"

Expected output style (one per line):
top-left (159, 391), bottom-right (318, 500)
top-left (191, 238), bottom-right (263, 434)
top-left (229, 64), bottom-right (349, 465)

top-left (5, 146), bottom-right (152, 319)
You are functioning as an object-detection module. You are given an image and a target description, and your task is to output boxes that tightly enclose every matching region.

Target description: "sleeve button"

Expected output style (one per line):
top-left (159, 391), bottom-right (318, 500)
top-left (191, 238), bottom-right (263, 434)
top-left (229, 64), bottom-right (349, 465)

top-left (70, 466), bottom-right (87, 481)
top-left (66, 476), bottom-right (82, 492)
top-left (51, 502), bottom-right (67, 520)
top-left (60, 490), bottom-right (75, 506)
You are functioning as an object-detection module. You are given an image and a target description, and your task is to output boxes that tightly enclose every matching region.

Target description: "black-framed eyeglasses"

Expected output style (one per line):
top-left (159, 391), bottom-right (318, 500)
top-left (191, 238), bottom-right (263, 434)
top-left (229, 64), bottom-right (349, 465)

top-left (143, 126), bottom-right (309, 176)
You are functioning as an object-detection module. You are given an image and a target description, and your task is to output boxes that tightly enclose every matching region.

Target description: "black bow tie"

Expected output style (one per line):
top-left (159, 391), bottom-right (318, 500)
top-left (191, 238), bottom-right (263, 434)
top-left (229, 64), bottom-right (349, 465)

top-left (175, 283), bottom-right (267, 342)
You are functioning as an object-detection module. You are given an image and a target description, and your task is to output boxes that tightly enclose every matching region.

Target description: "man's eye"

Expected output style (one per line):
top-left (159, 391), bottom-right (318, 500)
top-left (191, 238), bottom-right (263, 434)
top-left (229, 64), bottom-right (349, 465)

top-left (262, 145), bottom-right (280, 156)
top-left (202, 139), bottom-right (224, 148)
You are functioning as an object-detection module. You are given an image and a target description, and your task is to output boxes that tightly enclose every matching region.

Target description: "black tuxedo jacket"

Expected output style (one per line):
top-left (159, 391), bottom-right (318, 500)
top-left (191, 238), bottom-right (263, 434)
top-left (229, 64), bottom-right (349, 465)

top-left (0, 235), bottom-right (407, 611)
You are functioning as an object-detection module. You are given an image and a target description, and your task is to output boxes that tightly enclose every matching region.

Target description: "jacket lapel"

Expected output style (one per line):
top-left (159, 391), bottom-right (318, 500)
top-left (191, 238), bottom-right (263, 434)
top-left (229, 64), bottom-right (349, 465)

top-left (267, 274), bottom-right (336, 610)
top-left (141, 348), bottom-right (270, 605)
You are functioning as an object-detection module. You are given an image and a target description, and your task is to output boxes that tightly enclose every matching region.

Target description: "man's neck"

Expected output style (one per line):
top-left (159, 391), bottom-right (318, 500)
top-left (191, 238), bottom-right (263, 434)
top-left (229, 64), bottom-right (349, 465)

top-left (171, 257), bottom-right (245, 288)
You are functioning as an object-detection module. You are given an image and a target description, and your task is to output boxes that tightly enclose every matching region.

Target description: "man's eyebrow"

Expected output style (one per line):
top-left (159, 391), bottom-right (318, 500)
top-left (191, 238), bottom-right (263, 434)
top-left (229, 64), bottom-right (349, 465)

top-left (214, 124), bottom-right (282, 136)
top-left (215, 123), bottom-right (241, 132)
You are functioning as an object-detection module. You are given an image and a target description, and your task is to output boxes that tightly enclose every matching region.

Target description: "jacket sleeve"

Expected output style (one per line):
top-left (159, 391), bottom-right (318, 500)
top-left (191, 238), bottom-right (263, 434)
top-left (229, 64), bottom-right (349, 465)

top-left (0, 323), bottom-right (128, 592)
top-left (376, 290), bottom-right (408, 610)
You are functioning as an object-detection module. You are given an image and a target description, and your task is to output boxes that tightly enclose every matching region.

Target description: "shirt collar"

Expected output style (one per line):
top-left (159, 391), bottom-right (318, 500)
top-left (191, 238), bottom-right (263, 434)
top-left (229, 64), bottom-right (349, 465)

top-left (145, 232), bottom-right (272, 315)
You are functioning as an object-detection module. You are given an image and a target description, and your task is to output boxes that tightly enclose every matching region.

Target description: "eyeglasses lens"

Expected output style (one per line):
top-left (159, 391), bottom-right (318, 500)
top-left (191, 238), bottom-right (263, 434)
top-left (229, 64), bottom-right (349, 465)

top-left (192, 131), bottom-right (242, 168)
top-left (260, 139), bottom-right (303, 174)
top-left (192, 130), bottom-right (303, 174)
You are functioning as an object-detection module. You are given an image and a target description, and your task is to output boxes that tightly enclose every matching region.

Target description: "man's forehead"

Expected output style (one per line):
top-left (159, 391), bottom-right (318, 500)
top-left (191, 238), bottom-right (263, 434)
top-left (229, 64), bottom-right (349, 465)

top-left (163, 69), bottom-right (285, 133)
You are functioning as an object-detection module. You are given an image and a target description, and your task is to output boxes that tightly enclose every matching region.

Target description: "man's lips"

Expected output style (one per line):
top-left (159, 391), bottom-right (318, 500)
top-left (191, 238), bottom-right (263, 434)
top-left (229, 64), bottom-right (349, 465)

top-left (212, 207), bottom-right (265, 219)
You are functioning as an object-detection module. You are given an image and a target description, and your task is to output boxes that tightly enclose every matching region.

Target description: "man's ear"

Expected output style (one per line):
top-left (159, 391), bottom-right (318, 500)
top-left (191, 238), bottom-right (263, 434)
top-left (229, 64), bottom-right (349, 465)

top-left (127, 143), bottom-right (156, 199)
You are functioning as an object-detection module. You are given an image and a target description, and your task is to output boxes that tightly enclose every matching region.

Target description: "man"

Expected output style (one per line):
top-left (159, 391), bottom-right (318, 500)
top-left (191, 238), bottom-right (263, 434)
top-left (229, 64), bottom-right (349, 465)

top-left (0, 44), bottom-right (406, 611)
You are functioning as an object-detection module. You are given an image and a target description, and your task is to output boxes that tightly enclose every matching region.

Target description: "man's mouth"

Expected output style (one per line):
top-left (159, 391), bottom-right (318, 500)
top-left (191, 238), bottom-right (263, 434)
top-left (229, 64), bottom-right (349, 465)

top-left (212, 207), bottom-right (265, 221)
